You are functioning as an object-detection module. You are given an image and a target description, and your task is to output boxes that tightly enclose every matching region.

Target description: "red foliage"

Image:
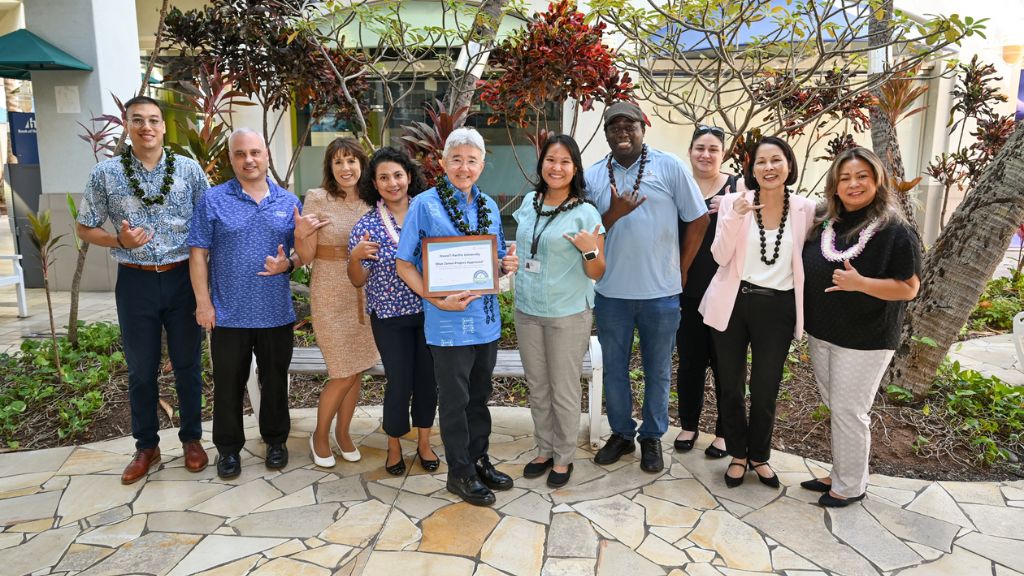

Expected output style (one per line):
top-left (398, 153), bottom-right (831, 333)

top-left (478, 0), bottom-right (632, 127)
top-left (400, 100), bottom-right (472, 180)
top-left (752, 70), bottom-right (873, 136)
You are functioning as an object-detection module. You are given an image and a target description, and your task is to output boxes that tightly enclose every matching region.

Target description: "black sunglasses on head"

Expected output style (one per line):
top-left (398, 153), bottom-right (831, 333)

top-left (694, 124), bottom-right (726, 138)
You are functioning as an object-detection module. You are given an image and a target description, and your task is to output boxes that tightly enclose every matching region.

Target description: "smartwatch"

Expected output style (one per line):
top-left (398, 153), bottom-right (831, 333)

top-left (582, 248), bottom-right (599, 261)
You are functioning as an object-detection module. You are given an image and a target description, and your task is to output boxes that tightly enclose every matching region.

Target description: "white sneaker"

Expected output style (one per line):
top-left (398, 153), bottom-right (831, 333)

top-left (309, 434), bottom-right (336, 468)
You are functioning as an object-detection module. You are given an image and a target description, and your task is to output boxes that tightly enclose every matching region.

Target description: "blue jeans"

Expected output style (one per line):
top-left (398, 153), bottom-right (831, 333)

top-left (594, 294), bottom-right (681, 440)
top-left (115, 264), bottom-right (203, 450)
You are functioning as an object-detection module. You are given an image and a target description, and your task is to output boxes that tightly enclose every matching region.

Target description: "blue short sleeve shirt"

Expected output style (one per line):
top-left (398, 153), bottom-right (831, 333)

top-left (188, 177), bottom-right (300, 329)
top-left (584, 147), bottom-right (707, 299)
top-left (395, 183), bottom-right (507, 346)
top-left (77, 151), bottom-right (209, 265)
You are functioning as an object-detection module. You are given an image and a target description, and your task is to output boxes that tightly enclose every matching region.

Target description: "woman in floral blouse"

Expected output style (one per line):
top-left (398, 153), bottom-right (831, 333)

top-left (348, 147), bottom-right (438, 475)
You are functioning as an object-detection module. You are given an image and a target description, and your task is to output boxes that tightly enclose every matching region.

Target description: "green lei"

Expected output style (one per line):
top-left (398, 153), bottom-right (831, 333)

top-left (121, 146), bottom-right (175, 207)
top-left (436, 176), bottom-right (492, 235)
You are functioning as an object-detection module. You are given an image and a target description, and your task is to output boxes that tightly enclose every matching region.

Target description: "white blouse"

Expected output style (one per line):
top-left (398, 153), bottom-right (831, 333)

top-left (741, 214), bottom-right (794, 291)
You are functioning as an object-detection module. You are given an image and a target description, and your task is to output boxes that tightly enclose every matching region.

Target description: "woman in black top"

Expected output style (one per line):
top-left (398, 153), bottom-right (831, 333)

top-left (675, 124), bottom-right (743, 458)
top-left (800, 147), bottom-right (920, 507)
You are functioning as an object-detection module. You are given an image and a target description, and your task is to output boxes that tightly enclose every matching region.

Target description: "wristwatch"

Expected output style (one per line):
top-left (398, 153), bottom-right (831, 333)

top-left (285, 256), bottom-right (295, 275)
top-left (582, 248), bottom-right (600, 261)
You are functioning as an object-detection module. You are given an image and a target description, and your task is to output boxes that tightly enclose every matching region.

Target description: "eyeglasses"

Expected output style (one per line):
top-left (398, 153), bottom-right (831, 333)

top-left (447, 158), bottom-right (482, 169)
top-left (694, 124), bottom-right (726, 139)
top-left (128, 118), bottom-right (164, 129)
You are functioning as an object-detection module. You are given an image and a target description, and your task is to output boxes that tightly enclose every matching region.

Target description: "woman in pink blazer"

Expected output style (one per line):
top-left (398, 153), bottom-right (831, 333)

top-left (698, 136), bottom-right (816, 489)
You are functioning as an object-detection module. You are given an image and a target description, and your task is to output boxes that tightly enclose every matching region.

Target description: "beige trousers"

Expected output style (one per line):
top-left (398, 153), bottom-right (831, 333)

top-left (516, 308), bottom-right (593, 466)
top-left (807, 335), bottom-right (894, 497)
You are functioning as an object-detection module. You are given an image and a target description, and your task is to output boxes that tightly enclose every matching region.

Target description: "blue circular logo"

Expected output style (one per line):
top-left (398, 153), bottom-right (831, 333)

top-left (473, 270), bottom-right (490, 284)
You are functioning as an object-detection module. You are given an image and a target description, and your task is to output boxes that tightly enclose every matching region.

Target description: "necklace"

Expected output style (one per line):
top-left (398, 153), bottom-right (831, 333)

top-left (753, 188), bottom-right (790, 265)
top-left (820, 217), bottom-right (881, 262)
top-left (436, 176), bottom-right (491, 235)
top-left (121, 146), bottom-right (175, 207)
top-left (606, 144), bottom-right (648, 196)
top-left (532, 191), bottom-right (591, 217)
top-left (377, 200), bottom-right (403, 245)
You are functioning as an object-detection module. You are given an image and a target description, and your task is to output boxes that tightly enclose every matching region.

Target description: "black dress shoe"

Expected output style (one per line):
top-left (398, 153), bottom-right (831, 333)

top-left (265, 443), bottom-right (288, 470)
top-left (475, 456), bottom-right (514, 491)
top-left (523, 458), bottom-right (554, 479)
top-left (749, 461), bottom-right (780, 488)
top-left (594, 434), bottom-right (635, 465)
top-left (216, 453), bottom-right (241, 479)
top-left (704, 443), bottom-right (728, 459)
top-left (819, 492), bottom-right (865, 508)
top-left (724, 461), bottom-right (746, 488)
top-left (446, 474), bottom-right (496, 506)
top-left (639, 438), bottom-right (664, 472)
top-left (673, 431), bottom-right (698, 452)
top-left (800, 478), bottom-right (831, 492)
top-left (546, 463), bottom-right (574, 488)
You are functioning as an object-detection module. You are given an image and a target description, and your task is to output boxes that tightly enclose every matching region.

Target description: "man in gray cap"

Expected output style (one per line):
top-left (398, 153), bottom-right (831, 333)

top-left (584, 101), bottom-right (709, 472)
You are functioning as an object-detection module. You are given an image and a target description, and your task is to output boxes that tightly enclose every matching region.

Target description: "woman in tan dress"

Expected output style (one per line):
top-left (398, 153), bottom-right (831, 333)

top-left (296, 137), bottom-right (380, 467)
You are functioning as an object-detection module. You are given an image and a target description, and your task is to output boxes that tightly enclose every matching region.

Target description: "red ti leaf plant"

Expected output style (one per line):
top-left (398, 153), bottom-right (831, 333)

top-left (478, 0), bottom-right (632, 140)
top-left (400, 100), bottom-right (471, 180)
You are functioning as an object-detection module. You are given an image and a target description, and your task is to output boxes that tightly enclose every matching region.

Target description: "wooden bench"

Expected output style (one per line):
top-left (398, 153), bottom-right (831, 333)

top-left (246, 335), bottom-right (606, 447)
top-left (0, 254), bottom-right (28, 317)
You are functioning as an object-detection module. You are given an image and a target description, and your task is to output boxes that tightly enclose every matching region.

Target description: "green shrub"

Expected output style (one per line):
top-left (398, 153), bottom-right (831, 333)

top-left (968, 273), bottom-right (1024, 331)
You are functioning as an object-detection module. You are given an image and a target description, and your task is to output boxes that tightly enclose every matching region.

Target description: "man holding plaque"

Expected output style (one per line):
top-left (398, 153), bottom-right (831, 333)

top-left (585, 102), bottom-right (709, 473)
top-left (396, 127), bottom-right (519, 506)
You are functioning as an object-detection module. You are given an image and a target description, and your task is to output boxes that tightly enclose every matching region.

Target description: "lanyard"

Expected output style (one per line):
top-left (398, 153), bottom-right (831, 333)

top-left (530, 196), bottom-right (571, 258)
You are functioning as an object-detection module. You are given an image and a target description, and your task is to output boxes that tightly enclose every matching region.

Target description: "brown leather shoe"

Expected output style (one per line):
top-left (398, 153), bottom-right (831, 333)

top-left (183, 440), bottom-right (209, 473)
top-left (121, 447), bottom-right (161, 485)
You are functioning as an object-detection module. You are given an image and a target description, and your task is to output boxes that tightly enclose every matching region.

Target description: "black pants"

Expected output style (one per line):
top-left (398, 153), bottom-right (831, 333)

top-left (211, 323), bottom-right (293, 455)
top-left (429, 340), bottom-right (498, 479)
top-left (371, 312), bottom-right (437, 437)
top-left (676, 294), bottom-right (723, 436)
top-left (711, 285), bottom-right (795, 462)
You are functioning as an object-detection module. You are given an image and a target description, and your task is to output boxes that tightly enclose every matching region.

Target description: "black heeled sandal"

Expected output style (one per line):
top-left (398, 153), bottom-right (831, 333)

top-left (724, 461), bottom-right (746, 488)
top-left (749, 461), bottom-right (780, 488)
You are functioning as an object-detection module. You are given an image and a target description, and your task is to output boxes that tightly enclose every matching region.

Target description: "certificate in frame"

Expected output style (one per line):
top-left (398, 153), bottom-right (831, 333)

top-left (422, 235), bottom-right (500, 297)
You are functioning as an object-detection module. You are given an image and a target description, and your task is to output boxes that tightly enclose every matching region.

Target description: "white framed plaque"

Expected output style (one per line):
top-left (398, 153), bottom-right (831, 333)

top-left (422, 235), bottom-right (500, 297)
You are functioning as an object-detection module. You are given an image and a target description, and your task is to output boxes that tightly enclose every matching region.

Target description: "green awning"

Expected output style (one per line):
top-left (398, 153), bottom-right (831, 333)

top-left (0, 29), bottom-right (93, 80)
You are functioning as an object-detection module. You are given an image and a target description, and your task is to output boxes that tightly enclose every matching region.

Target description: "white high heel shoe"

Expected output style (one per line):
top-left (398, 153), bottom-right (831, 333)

top-left (309, 433), bottom-right (336, 468)
top-left (332, 436), bottom-right (361, 462)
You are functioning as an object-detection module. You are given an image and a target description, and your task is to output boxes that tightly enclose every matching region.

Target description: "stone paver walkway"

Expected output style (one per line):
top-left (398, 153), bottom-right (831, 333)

top-left (1, 407), bottom-right (1022, 576)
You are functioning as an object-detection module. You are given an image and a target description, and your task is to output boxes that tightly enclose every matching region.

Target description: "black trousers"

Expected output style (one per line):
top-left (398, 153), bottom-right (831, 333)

top-left (371, 312), bottom-right (437, 438)
top-left (676, 294), bottom-right (723, 436)
top-left (429, 340), bottom-right (498, 479)
top-left (711, 285), bottom-right (795, 462)
top-left (211, 323), bottom-right (294, 455)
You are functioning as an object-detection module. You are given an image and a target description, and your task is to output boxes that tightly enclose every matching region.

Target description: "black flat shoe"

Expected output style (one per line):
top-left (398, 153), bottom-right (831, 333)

top-left (546, 463), bottom-right (573, 488)
top-left (749, 461), bottom-right (780, 488)
top-left (704, 443), bottom-right (728, 459)
top-left (523, 458), bottom-right (554, 479)
top-left (800, 478), bottom-right (831, 492)
top-left (418, 448), bottom-right (440, 472)
top-left (385, 450), bottom-right (406, 476)
top-left (673, 431), bottom-right (698, 452)
top-left (724, 461), bottom-right (746, 488)
top-left (819, 492), bottom-right (865, 508)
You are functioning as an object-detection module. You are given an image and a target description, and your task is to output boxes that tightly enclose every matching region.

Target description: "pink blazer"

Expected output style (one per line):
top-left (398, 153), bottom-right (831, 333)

top-left (698, 190), bottom-right (817, 338)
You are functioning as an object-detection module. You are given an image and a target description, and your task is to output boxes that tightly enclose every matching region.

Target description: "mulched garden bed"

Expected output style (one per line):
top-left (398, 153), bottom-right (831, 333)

top-left (13, 328), bottom-right (1021, 483)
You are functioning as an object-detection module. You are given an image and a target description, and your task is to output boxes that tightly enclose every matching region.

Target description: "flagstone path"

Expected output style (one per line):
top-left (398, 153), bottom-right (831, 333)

top-left (1, 406), bottom-right (1022, 576)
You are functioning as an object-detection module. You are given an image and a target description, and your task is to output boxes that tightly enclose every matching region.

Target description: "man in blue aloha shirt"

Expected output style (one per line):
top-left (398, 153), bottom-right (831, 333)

top-left (77, 95), bottom-right (210, 484)
top-left (188, 128), bottom-right (319, 479)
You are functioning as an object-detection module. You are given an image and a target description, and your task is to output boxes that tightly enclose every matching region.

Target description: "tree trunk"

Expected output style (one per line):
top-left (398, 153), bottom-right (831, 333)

top-left (866, 0), bottom-right (918, 231)
top-left (67, 243), bottom-right (89, 348)
top-left (887, 126), bottom-right (1024, 399)
top-left (446, 0), bottom-right (510, 115)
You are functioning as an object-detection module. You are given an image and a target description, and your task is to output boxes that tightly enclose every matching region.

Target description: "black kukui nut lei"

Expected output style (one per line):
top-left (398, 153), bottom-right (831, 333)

top-left (753, 187), bottom-right (790, 266)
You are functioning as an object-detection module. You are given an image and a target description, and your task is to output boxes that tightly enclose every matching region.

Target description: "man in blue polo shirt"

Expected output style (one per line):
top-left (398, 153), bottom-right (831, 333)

top-left (396, 127), bottom-right (519, 506)
top-left (188, 128), bottom-right (307, 479)
top-left (585, 102), bottom-right (709, 473)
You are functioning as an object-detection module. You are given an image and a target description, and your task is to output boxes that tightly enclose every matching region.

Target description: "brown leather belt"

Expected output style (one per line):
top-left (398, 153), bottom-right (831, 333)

top-left (120, 260), bottom-right (188, 273)
top-left (313, 244), bottom-right (366, 324)
top-left (315, 244), bottom-right (350, 261)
